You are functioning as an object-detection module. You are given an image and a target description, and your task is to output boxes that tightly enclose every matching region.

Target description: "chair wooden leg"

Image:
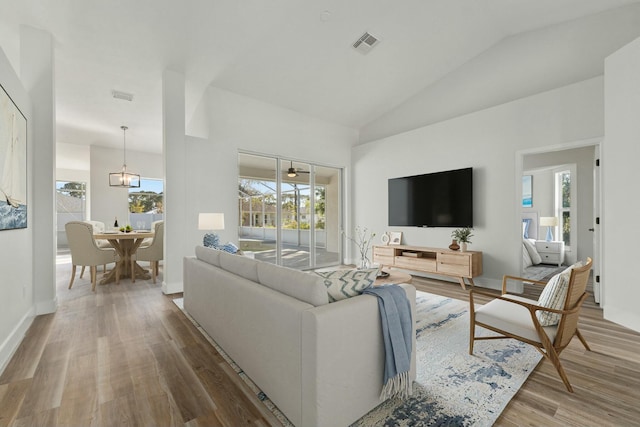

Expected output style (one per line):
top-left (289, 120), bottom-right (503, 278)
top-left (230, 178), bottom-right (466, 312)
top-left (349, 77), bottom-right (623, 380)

top-left (575, 329), bottom-right (591, 351)
top-left (544, 342), bottom-right (574, 392)
top-left (68, 265), bottom-right (77, 289)
top-left (469, 294), bottom-right (475, 355)
top-left (116, 261), bottom-right (120, 284)
top-left (80, 265), bottom-right (86, 278)
top-left (131, 259), bottom-right (136, 283)
top-left (151, 261), bottom-right (157, 284)
top-left (91, 266), bottom-right (97, 292)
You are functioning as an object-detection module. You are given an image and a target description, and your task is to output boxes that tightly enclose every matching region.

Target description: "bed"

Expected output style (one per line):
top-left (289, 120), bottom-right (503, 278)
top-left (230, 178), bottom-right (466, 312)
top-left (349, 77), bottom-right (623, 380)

top-left (522, 212), bottom-right (541, 268)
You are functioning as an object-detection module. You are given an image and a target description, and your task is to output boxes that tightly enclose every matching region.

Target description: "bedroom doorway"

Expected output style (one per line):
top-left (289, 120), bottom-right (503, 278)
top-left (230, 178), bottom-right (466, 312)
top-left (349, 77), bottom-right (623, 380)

top-left (517, 140), bottom-right (602, 304)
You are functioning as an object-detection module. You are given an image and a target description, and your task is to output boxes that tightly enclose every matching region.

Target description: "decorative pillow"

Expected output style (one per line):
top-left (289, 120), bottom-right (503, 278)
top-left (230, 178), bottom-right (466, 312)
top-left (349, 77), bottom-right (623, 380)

top-left (536, 262), bottom-right (584, 326)
top-left (523, 238), bottom-right (542, 265)
top-left (522, 219), bottom-right (531, 239)
top-left (220, 242), bottom-right (239, 254)
top-left (315, 268), bottom-right (379, 302)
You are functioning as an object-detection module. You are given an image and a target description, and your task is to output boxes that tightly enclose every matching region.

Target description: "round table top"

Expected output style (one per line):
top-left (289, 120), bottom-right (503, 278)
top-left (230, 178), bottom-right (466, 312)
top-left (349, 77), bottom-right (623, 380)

top-left (375, 269), bottom-right (412, 286)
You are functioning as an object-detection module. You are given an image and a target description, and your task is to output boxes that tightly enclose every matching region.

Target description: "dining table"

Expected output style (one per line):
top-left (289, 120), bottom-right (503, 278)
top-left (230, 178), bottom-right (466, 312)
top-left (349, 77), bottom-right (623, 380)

top-left (94, 230), bottom-right (154, 284)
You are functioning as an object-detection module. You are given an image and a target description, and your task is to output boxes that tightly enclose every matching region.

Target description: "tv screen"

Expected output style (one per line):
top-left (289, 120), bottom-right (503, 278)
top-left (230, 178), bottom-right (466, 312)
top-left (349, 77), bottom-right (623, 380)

top-left (388, 167), bottom-right (473, 227)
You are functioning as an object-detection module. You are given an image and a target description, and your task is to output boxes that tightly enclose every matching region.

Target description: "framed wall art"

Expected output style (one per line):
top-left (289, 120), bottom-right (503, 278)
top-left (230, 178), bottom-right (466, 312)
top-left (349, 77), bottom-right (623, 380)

top-left (0, 83), bottom-right (27, 230)
top-left (389, 231), bottom-right (402, 245)
top-left (522, 175), bottom-right (532, 208)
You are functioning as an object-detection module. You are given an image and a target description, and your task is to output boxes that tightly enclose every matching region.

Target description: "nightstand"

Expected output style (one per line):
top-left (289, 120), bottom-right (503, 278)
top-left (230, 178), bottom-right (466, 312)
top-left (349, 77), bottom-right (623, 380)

top-left (535, 240), bottom-right (565, 266)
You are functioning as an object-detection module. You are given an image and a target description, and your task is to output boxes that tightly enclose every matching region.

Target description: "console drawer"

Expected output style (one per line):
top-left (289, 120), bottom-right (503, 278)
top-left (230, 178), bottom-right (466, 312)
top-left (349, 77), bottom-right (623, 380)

top-left (437, 253), bottom-right (471, 276)
top-left (395, 256), bottom-right (436, 271)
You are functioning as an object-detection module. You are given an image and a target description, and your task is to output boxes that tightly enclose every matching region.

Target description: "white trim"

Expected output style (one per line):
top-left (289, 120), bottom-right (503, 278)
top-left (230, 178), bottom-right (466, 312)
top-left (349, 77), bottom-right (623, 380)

top-left (162, 280), bottom-right (183, 295)
top-left (35, 297), bottom-right (57, 315)
top-left (0, 308), bottom-right (35, 375)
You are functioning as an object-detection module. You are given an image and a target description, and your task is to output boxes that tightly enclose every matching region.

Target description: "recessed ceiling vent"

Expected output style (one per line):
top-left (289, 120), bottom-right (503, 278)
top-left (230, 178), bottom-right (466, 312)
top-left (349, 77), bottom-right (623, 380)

top-left (352, 31), bottom-right (380, 54)
top-left (112, 90), bottom-right (134, 102)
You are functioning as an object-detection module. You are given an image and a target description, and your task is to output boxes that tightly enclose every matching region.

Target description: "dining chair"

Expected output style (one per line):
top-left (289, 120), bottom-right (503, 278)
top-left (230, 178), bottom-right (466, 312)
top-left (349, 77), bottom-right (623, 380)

top-left (132, 220), bottom-right (164, 283)
top-left (65, 221), bottom-right (120, 291)
top-left (80, 220), bottom-right (111, 276)
top-left (469, 258), bottom-right (593, 392)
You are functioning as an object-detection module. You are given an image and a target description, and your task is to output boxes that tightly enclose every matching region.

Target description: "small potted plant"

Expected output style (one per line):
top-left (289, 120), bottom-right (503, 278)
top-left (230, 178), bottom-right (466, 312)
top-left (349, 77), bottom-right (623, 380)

top-left (451, 227), bottom-right (473, 252)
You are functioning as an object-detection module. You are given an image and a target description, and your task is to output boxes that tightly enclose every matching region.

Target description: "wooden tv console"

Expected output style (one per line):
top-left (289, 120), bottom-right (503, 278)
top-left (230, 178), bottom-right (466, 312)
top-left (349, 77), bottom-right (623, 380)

top-left (373, 245), bottom-right (482, 290)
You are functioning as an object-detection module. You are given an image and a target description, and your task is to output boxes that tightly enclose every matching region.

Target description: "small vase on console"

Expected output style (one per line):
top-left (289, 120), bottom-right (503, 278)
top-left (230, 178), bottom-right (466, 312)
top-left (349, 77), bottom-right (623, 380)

top-left (460, 242), bottom-right (468, 252)
top-left (448, 239), bottom-right (460, 251)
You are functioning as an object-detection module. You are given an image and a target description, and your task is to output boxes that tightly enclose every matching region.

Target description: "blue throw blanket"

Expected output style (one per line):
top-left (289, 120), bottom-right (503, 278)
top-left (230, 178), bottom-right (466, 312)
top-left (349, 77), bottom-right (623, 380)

top-left (362, 284), bottom-right (413, 400)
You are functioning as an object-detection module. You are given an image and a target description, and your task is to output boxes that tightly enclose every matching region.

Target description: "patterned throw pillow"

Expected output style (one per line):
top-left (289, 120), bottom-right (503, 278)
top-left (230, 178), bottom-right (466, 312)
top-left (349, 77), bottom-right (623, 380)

top-left (220, 242), bottom-right (239, 254)
top-left (536, 261), bottom-right (583, 326)
top-left (315, 268), bottom-right (379, 302)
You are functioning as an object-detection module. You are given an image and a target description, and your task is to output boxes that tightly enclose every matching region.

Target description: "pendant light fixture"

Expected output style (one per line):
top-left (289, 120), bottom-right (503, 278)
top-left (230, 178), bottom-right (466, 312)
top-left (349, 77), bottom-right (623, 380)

top-left (109, 125), bottom-right (140, 188)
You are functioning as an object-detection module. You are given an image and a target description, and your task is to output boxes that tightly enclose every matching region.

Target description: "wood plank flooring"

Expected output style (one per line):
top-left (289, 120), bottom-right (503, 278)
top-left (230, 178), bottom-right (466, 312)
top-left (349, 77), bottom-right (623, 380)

top-left (1, 259), bottom-right (639, 426)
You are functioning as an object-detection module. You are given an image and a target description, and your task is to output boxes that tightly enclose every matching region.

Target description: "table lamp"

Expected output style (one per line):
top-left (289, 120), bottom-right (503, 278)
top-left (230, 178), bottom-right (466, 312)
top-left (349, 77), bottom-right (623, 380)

top-left (539, 216), bottom-right (558, 242)
top-left (199, 213), bottom-right (225, 248)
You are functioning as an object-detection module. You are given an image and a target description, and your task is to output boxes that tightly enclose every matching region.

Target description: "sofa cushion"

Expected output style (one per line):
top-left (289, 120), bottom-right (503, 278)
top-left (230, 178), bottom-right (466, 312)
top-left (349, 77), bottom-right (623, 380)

top-left (195, 245), bottom-right (221, 267)
top-left (257, 262), bottom-right (329, 307)
top-left (315, 268), bottom-right (379, 302)
top-left (219, 250), bottom-right (259, 282)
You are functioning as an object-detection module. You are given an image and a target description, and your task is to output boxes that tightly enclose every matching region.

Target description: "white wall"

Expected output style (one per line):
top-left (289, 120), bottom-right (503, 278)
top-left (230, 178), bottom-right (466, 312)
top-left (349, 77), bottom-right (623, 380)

top-left (178, 86), bottom-right (357, 286)
top-left (353, 77), bottom-right (604, 289)
top-left (0, 47), bottom-right (34, 373)
top-left (360, 4), bottom-right (640, 144)
top-left (603, 36), bottom-right (640, 332)
top-left (89, 145), bottom-right (162, 227)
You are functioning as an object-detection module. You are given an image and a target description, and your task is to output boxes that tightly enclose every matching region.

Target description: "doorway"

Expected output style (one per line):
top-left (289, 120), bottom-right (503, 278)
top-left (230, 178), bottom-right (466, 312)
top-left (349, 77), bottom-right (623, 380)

top-left (517, 140), bottom-right (601, 304)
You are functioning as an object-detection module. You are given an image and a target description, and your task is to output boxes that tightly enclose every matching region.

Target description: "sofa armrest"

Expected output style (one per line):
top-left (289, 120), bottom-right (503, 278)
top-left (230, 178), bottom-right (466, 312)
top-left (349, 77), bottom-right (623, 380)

top-left (301, 283), bottom-right (416, 427)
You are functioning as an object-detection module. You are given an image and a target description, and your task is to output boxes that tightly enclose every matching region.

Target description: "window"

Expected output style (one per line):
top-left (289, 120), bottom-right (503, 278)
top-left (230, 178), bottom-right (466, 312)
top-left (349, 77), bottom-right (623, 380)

top-left (129, 178), bottom-right (163, 230)
top-left (555, 167), bottom-right (575, 250)
top-left (238, 153), bottom-right (342, 269)
top-left (56, 181), bottom-right (86, 249)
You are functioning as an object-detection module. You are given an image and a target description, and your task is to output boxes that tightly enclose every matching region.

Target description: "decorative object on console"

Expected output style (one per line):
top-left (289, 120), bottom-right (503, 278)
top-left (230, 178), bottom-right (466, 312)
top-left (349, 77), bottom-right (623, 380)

top-left (451, 227), bottom-right (473, 252)
top-left (109, 125), bottom-right (140, 188)
top-left (388, 231), bottom-right (402, 245)
top-left (380, 232), bottom-right (390, 245)
top-left (199, 212), bottom-right (225, 248)
top-left (540, 216), bottom-right (558, 242)
top-left (344, 226), bottom-right (376, 269)
top-left (448, 240), bottom-right (460, 251)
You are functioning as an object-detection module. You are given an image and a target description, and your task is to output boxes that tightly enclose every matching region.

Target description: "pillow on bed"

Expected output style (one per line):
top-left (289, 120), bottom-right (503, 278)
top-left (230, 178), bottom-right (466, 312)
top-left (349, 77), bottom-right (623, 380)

top-left (523, 243), bottom-right (533, 267)
top-left (523, 238), bottom-right (542, 265)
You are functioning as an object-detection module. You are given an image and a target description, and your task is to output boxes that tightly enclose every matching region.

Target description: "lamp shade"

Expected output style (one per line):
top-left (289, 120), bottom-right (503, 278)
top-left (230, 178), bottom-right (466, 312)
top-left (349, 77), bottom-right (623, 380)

top-left (199, 213), bottom-right (225, 230)
top-left (540, 216), bottom-right (558, 227)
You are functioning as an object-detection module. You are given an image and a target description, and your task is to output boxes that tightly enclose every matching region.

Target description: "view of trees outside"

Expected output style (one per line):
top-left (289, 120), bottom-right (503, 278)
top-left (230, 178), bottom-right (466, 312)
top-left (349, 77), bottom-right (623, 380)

top-left (239, 179), bottom-right (326, 229)
top-left (129, 178), bottom-right (163, 213)
top-left (560, 171), bottom-right (571, 245)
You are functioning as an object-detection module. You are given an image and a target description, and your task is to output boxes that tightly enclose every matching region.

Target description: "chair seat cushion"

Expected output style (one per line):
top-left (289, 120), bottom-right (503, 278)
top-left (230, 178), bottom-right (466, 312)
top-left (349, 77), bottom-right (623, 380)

top-left (475, 294), bottom-right (557, 344)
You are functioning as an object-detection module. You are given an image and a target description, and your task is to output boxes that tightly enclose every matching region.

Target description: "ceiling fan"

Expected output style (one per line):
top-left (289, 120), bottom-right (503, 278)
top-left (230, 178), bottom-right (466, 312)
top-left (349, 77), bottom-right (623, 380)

top-left (286, 161), bottom-right (310, 177)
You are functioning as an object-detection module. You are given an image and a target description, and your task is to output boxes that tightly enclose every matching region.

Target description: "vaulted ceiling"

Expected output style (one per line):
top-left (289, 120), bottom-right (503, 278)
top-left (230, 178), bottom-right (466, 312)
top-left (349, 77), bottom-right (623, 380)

top-left (1, 0), bottom-right (639, 154)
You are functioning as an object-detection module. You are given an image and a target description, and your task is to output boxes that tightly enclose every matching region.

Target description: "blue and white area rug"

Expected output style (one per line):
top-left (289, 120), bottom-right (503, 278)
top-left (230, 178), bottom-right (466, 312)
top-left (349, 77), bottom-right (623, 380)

top-left (175, 291), bottom-right (542, 427)
top-left (352, 291), bottom-right (542, 426)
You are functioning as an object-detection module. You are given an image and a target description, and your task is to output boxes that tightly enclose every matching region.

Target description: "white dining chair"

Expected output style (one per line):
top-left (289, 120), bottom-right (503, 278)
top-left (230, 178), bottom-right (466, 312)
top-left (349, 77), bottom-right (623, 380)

top-left (132, 221), bottom-right (164, 284)
top-left (65, 221), bottom-right (120, 291)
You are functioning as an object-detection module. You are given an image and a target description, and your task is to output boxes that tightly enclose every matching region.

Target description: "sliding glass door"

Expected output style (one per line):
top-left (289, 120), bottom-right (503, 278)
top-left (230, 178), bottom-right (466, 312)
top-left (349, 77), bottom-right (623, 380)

top-left (238, 153), bottom-right (342, 269)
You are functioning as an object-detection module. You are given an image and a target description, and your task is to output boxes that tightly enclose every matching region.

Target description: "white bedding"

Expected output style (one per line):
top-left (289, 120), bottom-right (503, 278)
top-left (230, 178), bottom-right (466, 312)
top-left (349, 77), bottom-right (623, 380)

top-left (522, 238), bottom-right (542, 267)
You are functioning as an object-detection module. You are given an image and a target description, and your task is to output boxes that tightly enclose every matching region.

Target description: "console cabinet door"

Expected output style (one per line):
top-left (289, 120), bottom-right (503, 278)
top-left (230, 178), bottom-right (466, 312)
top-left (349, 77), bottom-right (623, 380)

top-left (437, 253), bottom-right (471, 276)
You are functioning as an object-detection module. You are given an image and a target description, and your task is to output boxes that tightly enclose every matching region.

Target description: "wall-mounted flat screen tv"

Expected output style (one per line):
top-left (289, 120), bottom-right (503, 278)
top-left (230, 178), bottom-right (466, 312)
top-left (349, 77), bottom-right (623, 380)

top-left (388, 167), bottom-right (473, 227)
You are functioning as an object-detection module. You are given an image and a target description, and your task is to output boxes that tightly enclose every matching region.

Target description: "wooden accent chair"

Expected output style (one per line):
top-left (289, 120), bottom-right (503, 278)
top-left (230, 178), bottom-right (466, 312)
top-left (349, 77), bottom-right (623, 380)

top-left (65, 221), bottom-right (120, 291)
top-left (132, 220), bottom-right (164, 284)
top-left (469, 258), bottom-right (593, 392)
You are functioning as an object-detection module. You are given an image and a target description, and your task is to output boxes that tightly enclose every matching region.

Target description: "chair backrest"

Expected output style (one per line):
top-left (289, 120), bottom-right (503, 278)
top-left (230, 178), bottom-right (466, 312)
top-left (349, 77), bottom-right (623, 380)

top-left (65, 221), bottom-right (112, 266)
top-left (138, 221), bottom-right (164, 260)
top-left (83, 220), bottom-right (105, 233)
top-left (554, 257), bottom-right (593, 349)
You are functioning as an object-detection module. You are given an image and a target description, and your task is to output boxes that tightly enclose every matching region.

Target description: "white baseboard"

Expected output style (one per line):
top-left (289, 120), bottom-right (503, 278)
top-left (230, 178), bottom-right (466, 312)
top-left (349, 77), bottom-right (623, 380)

top-left (0, 308), bottom-right (35, 376)
top-left (162, 280), bottom-right (184, 295)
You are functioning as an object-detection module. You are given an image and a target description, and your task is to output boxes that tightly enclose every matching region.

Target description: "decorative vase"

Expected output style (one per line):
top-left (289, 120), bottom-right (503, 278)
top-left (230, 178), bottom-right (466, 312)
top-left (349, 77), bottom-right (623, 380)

top-left (448, 239), bottom-right (460, 251)
top-left (358, 256), bottom-right (371, 270)
top-left (460, 242), bottom-right (467, 252)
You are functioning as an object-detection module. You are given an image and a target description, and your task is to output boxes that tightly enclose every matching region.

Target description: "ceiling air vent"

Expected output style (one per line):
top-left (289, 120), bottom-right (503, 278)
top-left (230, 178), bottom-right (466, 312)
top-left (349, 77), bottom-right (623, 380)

top-left (352, 32), bottom-right (380, 54)
top-left (112, 90), bottom-right (134, 102)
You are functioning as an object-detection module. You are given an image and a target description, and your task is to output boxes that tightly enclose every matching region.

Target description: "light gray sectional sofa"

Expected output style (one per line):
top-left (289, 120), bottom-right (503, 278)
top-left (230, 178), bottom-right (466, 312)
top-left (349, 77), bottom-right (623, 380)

top-left (183, 246), bottom-right (417, 427)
